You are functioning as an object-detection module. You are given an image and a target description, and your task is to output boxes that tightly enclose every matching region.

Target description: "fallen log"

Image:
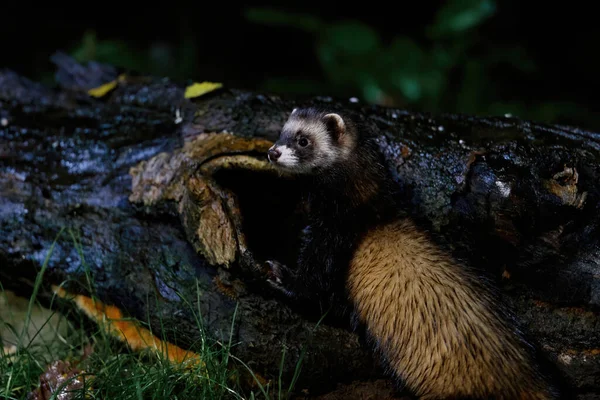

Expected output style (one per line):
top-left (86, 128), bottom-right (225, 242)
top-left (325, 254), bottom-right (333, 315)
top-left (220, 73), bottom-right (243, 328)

top-left (0, 55), bottom-right (599, 398)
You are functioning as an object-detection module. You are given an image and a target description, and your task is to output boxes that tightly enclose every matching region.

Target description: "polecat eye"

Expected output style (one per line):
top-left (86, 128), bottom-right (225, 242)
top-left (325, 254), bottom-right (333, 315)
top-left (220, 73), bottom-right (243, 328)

top-left (298, 137), bottom-right (309, 147)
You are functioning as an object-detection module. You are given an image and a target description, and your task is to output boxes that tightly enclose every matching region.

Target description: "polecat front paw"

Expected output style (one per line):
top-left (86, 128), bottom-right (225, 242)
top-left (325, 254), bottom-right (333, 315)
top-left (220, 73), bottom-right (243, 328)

top-left (265, 260), bottom-right (285, 283)
top-left (265, 260), bottom-right (295, 298)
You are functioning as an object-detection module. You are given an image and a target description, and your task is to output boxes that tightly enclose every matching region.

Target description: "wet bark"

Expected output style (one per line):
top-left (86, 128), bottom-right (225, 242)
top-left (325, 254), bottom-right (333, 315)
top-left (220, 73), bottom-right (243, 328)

top-left (1, 55), bottom-right (599, 398)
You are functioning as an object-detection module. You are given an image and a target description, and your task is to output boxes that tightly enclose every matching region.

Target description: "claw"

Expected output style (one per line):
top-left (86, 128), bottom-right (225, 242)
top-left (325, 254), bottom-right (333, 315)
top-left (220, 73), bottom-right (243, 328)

top-left (265, 260), bottom-right (284, 282)
top-left (265, 260), bottom-right (295, 298)
top-left (267, 278), bottom-right (295, 298)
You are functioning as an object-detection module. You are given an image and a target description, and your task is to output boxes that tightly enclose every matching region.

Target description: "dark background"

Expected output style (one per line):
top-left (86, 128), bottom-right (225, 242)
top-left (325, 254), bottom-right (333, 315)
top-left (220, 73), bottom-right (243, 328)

top-left (1, 1), bottom-right (598, 130)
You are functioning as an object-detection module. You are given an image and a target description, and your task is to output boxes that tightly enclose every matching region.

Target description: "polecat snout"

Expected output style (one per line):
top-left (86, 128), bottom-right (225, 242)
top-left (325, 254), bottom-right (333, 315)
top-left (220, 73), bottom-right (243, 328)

top-left (266, 107), bottom-right (557, 399)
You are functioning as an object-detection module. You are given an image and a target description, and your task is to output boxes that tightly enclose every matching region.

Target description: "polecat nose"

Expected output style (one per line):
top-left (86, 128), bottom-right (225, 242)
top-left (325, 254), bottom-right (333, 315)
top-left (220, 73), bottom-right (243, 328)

top-left (268, 148), bottom-right (281, 162)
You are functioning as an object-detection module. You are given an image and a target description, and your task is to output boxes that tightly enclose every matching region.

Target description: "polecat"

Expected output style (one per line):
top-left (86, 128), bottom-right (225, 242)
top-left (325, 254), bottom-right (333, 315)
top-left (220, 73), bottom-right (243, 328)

top-left (265, 107), bottom-right (557, 399)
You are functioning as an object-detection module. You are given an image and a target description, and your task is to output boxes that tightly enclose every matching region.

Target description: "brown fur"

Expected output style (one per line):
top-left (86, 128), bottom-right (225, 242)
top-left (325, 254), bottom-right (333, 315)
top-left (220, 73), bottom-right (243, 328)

top-left (347, 219), bottom-right (553, 400)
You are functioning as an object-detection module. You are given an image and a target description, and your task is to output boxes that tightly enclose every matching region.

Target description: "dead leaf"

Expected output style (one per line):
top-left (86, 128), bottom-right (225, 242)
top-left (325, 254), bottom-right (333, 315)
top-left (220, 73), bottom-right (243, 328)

top-left (27, 360), bottom-right (92, 400)
top-left (87, 80), bottom-right (117, 98)
top-left (184, 82), bottom-right (223, 99)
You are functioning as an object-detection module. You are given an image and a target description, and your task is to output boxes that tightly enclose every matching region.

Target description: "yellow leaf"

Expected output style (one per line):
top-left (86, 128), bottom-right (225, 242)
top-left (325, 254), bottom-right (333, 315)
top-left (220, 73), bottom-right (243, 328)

top-left (184, 82), bottom-right (223, 99)
top-left (88, 80), bottom-right (118, 98)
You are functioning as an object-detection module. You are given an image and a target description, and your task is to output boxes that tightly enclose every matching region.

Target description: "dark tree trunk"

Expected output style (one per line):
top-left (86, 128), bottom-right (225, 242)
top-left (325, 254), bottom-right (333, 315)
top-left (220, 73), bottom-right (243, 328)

top-left (0, 55), bottom-right (598, 398)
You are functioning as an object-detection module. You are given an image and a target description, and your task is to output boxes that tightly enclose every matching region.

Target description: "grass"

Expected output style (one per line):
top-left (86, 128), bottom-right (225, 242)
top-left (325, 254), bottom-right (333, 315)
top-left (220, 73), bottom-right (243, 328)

top-left (0, 297), bottom-right (246, 400)
top-left (0, 229), bottom-right (315, 400)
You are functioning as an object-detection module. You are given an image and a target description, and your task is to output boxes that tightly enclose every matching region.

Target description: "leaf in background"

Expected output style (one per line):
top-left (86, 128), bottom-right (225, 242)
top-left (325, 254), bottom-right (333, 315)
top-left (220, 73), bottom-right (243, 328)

top-left (88, 80), bottom-right (118, 98)
top-left (315, 41), bottom-right (356, 85)
top-left (244, 8), bottom-right (322, 33)
top-left (420, 69), bottom-right (445, 100)
top-left (71, 30), bottom-right (98, 63)
top-left (456, 60), bottom-right (485, 113)
top-left (361, 79), bottom-right (385, 104)
top-left (431, 45), bottom-right (458, 69)
top-left (70, 30), bottom-right (149, 75)
top-left (387, 37), bottom-right (423, 71)
top-left (427, 0), bottom-right (496, 37)
top-left (87, 74), bottom-right (126, 98)
top-left (184, 82), bottom-right (223, 99)
top-left (392, 75), bottom-right (422, 101)
top-left (386, 37), bottom-right (425, 101)
top-left (323, 21), bottom-right (381, 56)
top-left (314, 21), bottom-right (383, 101)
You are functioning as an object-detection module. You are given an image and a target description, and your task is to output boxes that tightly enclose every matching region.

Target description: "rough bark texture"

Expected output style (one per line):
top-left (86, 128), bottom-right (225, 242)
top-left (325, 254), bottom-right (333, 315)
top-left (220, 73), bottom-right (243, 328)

top-left (1, 55), bottom-right (599, 398)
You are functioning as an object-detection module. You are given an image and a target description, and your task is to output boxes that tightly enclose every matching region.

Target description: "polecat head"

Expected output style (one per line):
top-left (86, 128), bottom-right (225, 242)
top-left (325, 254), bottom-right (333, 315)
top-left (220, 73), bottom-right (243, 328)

top-left (267, 108), bottom-right (356, 174)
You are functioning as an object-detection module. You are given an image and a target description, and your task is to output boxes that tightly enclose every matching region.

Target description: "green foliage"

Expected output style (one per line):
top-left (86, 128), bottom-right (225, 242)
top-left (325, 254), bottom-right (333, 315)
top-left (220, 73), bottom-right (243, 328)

top-left (70, 31), bottom-right (199, 81)
top-left (244, 1), bottom-right (588, 127)
top-left (427, 0), bottom-right (496, 37)
top-left (59, 2), bottom-right (591, 127)
top-left (245, 1), bottom-right (504, 111)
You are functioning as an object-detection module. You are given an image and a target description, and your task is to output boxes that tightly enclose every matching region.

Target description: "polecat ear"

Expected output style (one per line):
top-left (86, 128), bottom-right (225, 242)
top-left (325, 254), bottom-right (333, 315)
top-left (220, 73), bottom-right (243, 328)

top-left (323, 113), bottom-right (346, 141)
top-left (291, 108), bottom-right (298, 114)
